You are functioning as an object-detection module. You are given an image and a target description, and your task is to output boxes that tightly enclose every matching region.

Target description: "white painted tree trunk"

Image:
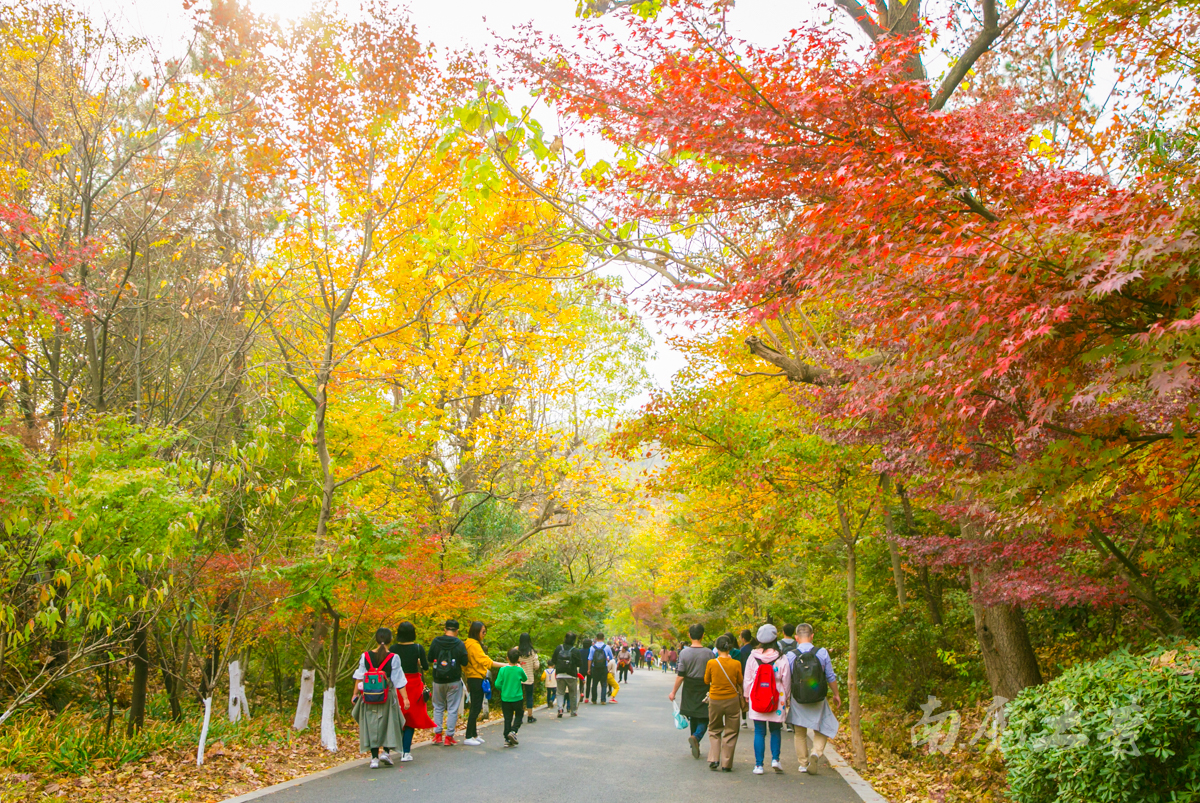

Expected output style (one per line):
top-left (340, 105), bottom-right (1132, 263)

top-left (293, 668), bottom-right (316, 730)
top-left (320, 687), bottom-right (338, 751)
top-left (196, 696), bottom-right (213, 766)
top-left (227, 660), bottom-right (250, 722)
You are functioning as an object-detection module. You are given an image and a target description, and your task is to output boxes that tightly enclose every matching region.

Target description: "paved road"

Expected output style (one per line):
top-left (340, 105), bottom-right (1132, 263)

top-left (252, 669), bottom-right (864, 803)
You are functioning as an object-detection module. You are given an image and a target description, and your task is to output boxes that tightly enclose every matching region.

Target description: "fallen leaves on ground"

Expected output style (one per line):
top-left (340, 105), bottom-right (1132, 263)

top-left (855, 702), bottom-right (1010, 803)
top-left (0, 709), bottom-right (506, 803)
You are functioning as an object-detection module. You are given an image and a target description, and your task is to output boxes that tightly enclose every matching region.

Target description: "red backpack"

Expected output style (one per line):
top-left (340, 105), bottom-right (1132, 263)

top-left (749, 655), bottom-right (780, 713)
top-left (361, 651), bottom-right (391, 704)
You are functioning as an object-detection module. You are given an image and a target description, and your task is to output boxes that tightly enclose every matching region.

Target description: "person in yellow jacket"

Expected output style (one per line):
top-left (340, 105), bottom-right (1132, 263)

top-left (606, 654), bottom-right (620, 703)
top-left (463, 621), bottom-right (504, 746)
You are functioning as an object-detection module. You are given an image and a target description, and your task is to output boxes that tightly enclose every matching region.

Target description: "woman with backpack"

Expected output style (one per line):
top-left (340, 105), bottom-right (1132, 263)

top-left (517, 633), bottom-right (541, 723)
top-left (390, 621), bottom-right (437, 762)
top-left (742, 623), bottom-right (792, 775)
top-left (352, 627), bottom-right (410, 768)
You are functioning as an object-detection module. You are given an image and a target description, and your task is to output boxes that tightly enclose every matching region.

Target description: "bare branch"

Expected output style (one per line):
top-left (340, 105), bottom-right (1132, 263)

top-left (834, 0), bottom-right (887, 41)
top-left (930, 0), bottom-right (1033, 111)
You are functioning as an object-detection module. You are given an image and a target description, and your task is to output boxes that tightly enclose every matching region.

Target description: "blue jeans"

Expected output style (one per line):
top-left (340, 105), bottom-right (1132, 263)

top-left (690, 716), bottom-right (708, 741)
top-left (402, 727), bottom-right (414, 752)
top-left (753, 720), bottom-right (782, 765)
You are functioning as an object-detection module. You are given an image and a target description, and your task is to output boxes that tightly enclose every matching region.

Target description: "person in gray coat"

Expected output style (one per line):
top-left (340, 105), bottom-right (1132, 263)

top-left (785, 623), bottom-right (841, 775)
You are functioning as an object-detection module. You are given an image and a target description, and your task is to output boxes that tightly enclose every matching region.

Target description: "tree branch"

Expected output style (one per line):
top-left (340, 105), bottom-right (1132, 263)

top-left (333, 464), bottom-right (381, 490)
top-left (834, 0), bottom-right (887, 41)
top-left (930, 0), bottom-right (1033, 111)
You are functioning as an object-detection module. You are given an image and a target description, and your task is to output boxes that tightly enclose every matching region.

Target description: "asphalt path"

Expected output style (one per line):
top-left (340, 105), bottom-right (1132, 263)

top-left (250, 668), bottom-right (864, 803)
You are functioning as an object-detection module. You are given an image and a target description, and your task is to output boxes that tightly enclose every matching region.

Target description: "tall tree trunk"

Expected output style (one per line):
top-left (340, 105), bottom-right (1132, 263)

top-left (968, 567), bottom-right (1043, 700)
top-left (319, 605), bottom-right (342, 752)
top-left (153, 627), bottom-right (183, 722)
top-left (918, 565), bottom-right (944, 627)
top-left (879, 473), bottom-right (907, 608)
top-left (127, 621), bottom-right (150, 735)
top-left (898, 482), bottom-right (942, 625)
top-left (836, 499), bottom-right (869, 770)
top-left (845, 538), bottom-right (868, 769)
top-left (294, 611), bottom-right (327, 731)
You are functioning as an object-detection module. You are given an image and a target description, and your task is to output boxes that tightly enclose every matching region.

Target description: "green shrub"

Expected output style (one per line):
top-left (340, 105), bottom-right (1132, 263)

top-left (1002, 644), bottom-right (1200, 803)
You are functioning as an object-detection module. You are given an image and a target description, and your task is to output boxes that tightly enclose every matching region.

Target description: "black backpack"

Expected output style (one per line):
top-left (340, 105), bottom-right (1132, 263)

top-left (554, 645), bottom-right (576, 675)
top-left (432, 647), bottom-right (459, 683)
top-left (791, 647), bottom-right (828, 704)
top-left (590, 645), bottom-right (609, 677)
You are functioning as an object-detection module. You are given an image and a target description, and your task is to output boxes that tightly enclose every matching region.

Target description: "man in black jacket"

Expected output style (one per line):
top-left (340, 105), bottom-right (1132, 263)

top-left (551, 632), bottom-right (580, 718)
top-left (428, 619), bottom-right (470, 745)
top-left (574, 638), bottom-right (592, 704)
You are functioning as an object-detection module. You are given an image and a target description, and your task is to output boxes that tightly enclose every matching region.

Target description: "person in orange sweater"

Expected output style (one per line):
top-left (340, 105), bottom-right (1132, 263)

top-left (463, 621), bottom-right (504, 746)
top-left (704, 634), bottom-right (745, 772)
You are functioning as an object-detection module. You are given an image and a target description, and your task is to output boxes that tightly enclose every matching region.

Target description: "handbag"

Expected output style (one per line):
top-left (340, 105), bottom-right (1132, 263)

top-left (672, 692), bottom-right (688, 729)
top-left (715, 657), bottom-right (748, 713)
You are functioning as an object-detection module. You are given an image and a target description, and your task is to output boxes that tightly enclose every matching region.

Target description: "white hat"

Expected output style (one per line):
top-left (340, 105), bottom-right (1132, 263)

top-left (756, 624), bottom-right (777, 643)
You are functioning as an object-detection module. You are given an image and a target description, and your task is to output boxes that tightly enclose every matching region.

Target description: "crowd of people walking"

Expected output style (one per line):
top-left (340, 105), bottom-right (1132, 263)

top-left (667, 621), bottom-right (841, 775)
top-left (349, 617), bottom-right (840, 779)
top-left (350, 620), bottom-right (653, 764)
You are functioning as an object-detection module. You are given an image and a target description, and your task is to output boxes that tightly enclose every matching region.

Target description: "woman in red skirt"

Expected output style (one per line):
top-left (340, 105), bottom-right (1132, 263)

top-left (390, 621), bottom-right (438, 761)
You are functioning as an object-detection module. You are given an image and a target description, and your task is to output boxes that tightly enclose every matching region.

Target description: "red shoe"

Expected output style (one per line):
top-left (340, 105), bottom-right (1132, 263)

top-left (443, 736), bottom-right (458, 746)
top-left (609, 699), bottom-right (618, 704)
top-left (432, 733), bottom-right (444, 745)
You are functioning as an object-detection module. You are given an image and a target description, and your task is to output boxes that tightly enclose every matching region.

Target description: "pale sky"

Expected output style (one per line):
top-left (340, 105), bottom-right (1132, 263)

top-left (79, 0), bottom-right (830, 406)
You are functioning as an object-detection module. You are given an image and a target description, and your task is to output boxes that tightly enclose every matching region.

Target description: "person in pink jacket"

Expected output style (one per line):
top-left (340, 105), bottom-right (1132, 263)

top-left (742, 623), bottom-right (792, 775)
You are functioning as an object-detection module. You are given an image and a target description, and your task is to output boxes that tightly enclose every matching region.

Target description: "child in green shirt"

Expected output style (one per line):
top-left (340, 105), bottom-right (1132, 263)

top-left (495, 647), bottom-right (527, 747)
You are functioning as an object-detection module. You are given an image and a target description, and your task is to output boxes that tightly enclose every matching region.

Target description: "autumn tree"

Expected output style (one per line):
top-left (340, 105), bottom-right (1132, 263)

top-left (494, 0), bottom-right (1200, 707)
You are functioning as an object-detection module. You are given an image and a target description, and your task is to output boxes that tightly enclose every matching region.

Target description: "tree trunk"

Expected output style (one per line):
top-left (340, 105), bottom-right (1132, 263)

top-left (319, 687), bottom-right (338, 752)
top-left (879, 474), bottom-right (906, 608)
top-left (126, 622), bottom-right (150, 735)
top-left (836, 499), bottom-right (869, 770)
top-left (898, 482), bottom-right (942, 625)
top-left (155, 631), bottom-right (184, 722)
top-left (845, 537), bottom-right (868, 769)
top-left (294, 611), bottom-right (327, 730)
top-left (969, 567), bottom-right (1043, 700)
top-left (196, 696), bottom-right (213, 766)
top-left (918, 565), bottom-right (944, 627)
top-left (228, 659), bottom-right (250, 722)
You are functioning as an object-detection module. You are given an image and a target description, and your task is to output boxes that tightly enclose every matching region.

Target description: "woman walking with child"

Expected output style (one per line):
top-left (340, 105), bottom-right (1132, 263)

top-left (743, 624), bottom-right (792, 776)
top-left (463, 621), bottom-right (505, 746)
